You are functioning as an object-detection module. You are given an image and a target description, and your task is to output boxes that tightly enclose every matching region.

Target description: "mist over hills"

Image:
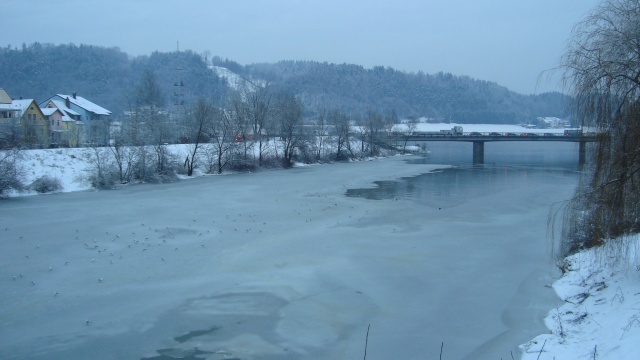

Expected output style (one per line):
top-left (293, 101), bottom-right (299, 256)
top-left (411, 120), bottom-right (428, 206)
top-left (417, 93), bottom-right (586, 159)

top-left (0, 43), bottom-right (570, 124)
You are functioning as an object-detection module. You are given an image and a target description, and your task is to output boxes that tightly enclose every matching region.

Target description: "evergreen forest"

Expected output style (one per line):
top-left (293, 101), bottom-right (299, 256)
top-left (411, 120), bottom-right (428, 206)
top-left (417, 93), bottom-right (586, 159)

top-left (0, 43), bottom-right (570, 124)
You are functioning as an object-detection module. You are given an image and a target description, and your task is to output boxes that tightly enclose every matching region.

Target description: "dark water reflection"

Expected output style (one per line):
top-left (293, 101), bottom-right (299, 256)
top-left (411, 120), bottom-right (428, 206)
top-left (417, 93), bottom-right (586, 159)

top-left (346, 142), bottom-right (582, 207)
top-left (343, 140), bottom-right (582, 359)
top-left (415, 141), bottom-right (584, 168)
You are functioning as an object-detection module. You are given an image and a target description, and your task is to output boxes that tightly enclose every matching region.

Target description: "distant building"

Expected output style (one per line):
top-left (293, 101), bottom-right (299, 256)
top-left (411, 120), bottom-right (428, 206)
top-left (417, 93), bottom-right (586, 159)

top-left (7, 98), bottom-right (50, 148)
top-left (0, 88), bottom-right (23, 148)
top-left (41, 93), bottom-right (111, 145)
top-left (0, 88), bottom-right (20, 120)
top-left (40, 99), bottom-right (85, 147)
top-left (537, 117), bottom-right (571, 129)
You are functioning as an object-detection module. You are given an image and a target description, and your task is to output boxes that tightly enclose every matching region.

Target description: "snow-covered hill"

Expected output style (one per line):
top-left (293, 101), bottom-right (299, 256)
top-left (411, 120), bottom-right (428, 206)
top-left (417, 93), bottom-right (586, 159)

top-left (210, 65), bottom-right (259, 92)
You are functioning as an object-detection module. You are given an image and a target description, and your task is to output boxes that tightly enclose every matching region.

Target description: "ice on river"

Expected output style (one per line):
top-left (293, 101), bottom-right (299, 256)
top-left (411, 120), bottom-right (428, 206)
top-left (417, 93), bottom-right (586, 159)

top-left (0, 156), bottom-right (575, 359)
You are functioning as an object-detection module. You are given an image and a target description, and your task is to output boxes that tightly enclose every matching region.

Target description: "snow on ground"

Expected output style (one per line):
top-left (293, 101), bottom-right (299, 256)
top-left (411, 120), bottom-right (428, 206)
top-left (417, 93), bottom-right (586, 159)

top-left (520, 237), bottom-right (640, 360)
top-left (16, 148), bottom-right (94, 193)
top-left (14, 144), bottom-right (244, 196)
top-left (210, 66), bottom-right (258, 92)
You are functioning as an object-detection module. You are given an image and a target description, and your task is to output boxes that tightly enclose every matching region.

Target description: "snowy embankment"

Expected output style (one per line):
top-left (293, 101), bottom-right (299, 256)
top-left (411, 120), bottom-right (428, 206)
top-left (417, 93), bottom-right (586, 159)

top-left (520, 237), bottom-right (640, 360)
top-left (14, 147), bottom-right (94, 194)
top-left (10, 121), bottom-right (566, 196)
top-left (13, 144), bottom-right (243, 195)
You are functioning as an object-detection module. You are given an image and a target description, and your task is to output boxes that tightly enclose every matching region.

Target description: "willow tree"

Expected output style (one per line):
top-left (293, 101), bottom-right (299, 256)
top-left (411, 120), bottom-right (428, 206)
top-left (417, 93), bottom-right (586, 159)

top-left (560, 0), bottom-right (640, 255)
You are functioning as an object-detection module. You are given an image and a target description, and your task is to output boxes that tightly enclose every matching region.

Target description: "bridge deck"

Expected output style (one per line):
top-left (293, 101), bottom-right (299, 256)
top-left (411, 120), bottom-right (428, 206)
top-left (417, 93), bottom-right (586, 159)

top-left (386, 134), bottom-right (598, 142)
top-left (380, 133), bottom-right (597, 164)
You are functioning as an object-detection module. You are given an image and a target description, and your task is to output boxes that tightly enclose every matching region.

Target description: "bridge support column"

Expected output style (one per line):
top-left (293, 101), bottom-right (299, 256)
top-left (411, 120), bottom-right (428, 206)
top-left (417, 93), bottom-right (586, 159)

top-left (473, 141), bottom-right (485, 164)
top-left (578, 141), bottom-right (586, 166)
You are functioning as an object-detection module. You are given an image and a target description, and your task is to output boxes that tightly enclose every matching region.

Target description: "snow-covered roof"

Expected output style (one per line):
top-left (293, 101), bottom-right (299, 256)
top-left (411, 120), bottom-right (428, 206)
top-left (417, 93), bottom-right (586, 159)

top-left (41, 108), bottom-right (59, 116)
top-left (56, 94), bottom-right (111, 115)
top-left (39, 100), bottom-right (83, 122)
top-left (0, 103), bottom-right (19, 111)
top-left (8, 99), bottom-right (36, 114)
top-left (50, 100), bottom-right (80, 116)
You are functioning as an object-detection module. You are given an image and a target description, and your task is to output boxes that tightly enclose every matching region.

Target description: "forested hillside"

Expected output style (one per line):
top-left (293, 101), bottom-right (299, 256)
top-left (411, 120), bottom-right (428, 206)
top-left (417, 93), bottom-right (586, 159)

top-left (0, 43), bottom-right (228, 115)
top-left (244, 60), bottom-right (570, 123)
top-left (1, 43), bottom-right (570, 123)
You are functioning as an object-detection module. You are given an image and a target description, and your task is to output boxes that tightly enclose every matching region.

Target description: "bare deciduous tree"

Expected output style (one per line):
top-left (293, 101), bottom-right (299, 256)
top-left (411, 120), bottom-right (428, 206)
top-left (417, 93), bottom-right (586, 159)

top-left (274, 92), bottom-right (304, 167)
top-left (229, 92), bottom-right (253, 161)
top-left (329, 109), bottom-right (352, 160)
top-left (183, 98), bottom-right (214, 176)
top-left (403, 117), bottom-right (419, 154)
top-left (361, 110), bottom-right (386, 156)
top-left (208, 108), bottom-right (236, 174)
top-left (134, 69), bottom-right (176, 178)
top-left (0, 118), bottom-right (23, 149)
top-left (246, 85), bottom-right (272, 166)
top-left (312, 108), bottom-right (330, 160)
top-left (106, 127), bottom-right (137, 184)
top-left (0, 148), bottom-right (24, 196)
top-left (86, 146), bottom-right (117, 190)
top-left (560, 0), bottom-right (640, 254)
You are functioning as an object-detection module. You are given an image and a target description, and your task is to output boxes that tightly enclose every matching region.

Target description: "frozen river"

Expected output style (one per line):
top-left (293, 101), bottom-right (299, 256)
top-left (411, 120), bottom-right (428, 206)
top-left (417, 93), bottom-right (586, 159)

top-left (0, 142), bottom-right (581, 359)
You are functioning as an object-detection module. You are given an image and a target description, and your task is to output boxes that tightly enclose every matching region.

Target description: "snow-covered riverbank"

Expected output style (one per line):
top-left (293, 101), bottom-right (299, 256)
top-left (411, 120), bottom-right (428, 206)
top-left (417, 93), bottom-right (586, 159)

top-left (520, 237), bottom-right (640, 360)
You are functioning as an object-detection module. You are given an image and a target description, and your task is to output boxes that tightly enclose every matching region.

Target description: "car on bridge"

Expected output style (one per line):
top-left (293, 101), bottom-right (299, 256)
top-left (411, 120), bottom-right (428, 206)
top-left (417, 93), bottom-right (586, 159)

top-left (468, 132), bottom-right (482, 136)
top-left (564, 129), bottom-right (583, 136)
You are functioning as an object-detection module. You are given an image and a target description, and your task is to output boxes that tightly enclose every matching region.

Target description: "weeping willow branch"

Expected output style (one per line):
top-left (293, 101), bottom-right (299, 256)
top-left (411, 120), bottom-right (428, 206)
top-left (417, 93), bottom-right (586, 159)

top-left (558, 0), bottom-right (640, 255)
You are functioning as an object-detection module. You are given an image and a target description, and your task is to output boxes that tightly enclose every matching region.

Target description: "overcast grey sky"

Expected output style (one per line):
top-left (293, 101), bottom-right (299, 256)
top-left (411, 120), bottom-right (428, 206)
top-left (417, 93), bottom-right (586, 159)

top-left (3, 0), bottom-right (600, 94)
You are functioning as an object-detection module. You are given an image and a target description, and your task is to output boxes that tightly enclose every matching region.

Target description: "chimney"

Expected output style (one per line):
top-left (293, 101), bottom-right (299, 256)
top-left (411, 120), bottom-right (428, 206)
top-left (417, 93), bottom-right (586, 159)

top-left (72, 92), bottom-right (77, 99)
top-left (65, 97), bottom-right (70, 108)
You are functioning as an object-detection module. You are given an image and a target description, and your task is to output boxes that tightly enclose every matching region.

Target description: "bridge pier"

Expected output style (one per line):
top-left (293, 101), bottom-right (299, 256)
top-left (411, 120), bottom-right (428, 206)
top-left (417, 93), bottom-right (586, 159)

top-left (472, 141), bottom-right (484, 164)
top-left (578, 141), bottom-right (586, 166)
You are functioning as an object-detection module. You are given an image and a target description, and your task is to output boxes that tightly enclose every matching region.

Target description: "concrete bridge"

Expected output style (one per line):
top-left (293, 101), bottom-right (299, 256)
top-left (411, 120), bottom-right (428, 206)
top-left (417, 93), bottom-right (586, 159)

top-left (381, 132), bottom-right (599, 164)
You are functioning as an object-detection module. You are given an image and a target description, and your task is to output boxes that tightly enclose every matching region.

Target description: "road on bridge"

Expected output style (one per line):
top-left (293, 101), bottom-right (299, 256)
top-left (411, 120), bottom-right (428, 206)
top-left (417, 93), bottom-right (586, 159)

top-left (380, 132), bottom-right (599, 164)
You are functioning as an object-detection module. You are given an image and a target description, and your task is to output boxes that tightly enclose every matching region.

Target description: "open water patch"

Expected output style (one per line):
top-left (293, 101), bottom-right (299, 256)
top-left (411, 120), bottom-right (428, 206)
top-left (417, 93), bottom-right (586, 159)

top-left (174, 326), bottom-right (220, 343)
top-left (345, 164), bottom-right (580, 210)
